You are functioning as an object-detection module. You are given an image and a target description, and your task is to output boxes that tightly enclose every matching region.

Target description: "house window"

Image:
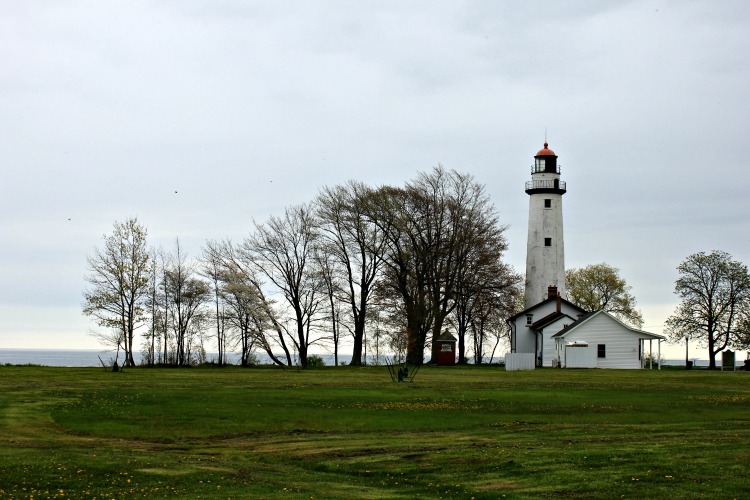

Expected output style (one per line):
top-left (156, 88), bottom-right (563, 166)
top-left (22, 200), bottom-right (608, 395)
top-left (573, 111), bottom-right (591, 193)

top-left (597, 344), bottom-right (606, 358)
top-left (544, 199), bottom-right (552, 208)
top-left (544, 238), bottom-right (552, 247)
top-left (526, 314), bottom-right (533, 325)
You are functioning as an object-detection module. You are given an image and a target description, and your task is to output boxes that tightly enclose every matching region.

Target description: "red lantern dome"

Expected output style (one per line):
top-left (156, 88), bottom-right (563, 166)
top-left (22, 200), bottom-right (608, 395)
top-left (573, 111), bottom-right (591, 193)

top-left (536, 142), bottom-right (556, 156)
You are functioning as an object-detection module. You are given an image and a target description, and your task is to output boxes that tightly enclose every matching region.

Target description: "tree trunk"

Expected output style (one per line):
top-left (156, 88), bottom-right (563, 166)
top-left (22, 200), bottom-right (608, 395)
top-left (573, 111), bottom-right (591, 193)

top-left (350, 314), bottom-right (366, 366)
top-left (406, 323), bottom-right (428, 366)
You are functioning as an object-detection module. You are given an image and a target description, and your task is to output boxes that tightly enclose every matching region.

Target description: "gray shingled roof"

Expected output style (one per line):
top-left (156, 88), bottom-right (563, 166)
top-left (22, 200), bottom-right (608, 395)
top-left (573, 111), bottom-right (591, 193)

top-left (551, 310), bottom-right (665, 339)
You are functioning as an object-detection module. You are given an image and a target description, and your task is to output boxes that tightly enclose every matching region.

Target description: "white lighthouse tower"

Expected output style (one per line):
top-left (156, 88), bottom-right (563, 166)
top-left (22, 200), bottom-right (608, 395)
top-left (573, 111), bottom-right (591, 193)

top-left (524, 142), bottom-right (566, 309)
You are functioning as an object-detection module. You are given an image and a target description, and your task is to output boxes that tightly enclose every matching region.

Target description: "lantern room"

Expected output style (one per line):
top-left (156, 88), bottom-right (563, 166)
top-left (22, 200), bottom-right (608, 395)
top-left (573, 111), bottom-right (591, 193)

top-left (532, 142), bottom-right (559, 174)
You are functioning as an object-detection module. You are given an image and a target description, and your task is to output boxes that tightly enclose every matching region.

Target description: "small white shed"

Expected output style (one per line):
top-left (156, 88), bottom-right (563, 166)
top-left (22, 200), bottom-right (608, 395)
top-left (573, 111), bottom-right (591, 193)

top-left (552, 311), bottom-right (665, 369)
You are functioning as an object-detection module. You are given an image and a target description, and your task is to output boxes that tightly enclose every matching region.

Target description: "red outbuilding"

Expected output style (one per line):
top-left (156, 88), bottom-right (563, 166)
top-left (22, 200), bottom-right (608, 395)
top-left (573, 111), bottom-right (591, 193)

top-left (435, 332), bottom-right (457, 365)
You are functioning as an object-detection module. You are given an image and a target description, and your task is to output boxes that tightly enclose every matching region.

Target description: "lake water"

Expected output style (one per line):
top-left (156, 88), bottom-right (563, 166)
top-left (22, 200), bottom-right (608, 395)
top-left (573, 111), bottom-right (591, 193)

top-left (1, 349), bottom-right (127, 367)
top-left (0, 348), bottom-right (729, 368)
top-left (0, 349), bottom-right (362, 367)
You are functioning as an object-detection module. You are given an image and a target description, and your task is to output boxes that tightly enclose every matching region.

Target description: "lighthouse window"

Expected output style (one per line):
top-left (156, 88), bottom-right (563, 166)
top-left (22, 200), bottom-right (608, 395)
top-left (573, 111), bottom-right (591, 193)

top-left (544, 199), bottom-right (552, 208)
top-left (544, 238), bottom-right (552, 247)
top-left (535, 158), bottom-right (546, 172)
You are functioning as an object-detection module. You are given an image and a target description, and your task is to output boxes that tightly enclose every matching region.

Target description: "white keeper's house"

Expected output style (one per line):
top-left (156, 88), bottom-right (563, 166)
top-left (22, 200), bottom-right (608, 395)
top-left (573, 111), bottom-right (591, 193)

top-left (507, 142), bottom-right (664, 369)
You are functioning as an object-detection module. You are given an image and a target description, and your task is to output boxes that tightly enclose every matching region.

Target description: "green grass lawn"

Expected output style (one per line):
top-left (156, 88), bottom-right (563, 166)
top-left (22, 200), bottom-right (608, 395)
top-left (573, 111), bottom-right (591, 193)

top-left (1, 365), bottom-right (748, 499)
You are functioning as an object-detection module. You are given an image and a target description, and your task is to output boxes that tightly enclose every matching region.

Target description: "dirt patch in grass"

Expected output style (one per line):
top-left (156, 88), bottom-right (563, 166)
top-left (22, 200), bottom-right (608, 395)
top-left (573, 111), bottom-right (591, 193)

top-left (138, 465), bottom-right (234, 475)
top-left (471, 478), bottom-right (522, 491)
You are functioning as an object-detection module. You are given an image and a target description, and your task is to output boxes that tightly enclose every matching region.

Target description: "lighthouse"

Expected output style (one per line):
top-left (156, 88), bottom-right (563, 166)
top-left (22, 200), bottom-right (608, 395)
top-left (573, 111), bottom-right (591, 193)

top-left (507, 141), bottom-right (665, 368)
top-left (524, 142), bottom-right (566, 309)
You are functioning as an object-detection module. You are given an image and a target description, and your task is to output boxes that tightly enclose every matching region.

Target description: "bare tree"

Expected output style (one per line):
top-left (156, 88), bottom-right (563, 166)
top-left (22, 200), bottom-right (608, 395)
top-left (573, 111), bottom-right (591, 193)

top-left (665, 251), bottom-right (750, 369)
top-left (83, 217), bottom-right (151, 367)
top-left (157, 249), bottom-right (171, 364)
top-left (316, 181), bottom-right (388, 365)
top-left (365, 308), bottom-right (389, 365)
top-left (164, 239), bottom-right (210, 366)
top-left (366, 184), bottom-right (433, 365)
top-left (208, 239), bottom-right (293, 366)
top-left (451, 261), bottom-right (522, 363)
top-left (140, 247), bottom-right (160, 366)
top-left (202, 242), bottom-right (229, 365)
top-left (313, 249), bottom-right (344, 366)
top-left (222, 263), bottom-right (267, 365)
top-left (244, 204), bottom-right (323, 368)
top-left (367, 167), bottom-right (511, 365)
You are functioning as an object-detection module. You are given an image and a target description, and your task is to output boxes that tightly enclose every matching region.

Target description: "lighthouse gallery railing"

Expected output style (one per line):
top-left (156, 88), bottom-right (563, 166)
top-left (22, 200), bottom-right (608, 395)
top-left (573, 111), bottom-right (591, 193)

top-left (525, 179), bottom-right (566, 191)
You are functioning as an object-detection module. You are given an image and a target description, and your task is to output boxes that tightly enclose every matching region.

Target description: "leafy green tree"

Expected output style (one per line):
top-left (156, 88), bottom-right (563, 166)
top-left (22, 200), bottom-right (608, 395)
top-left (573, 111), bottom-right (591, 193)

top-left (665, 251), bottom-right (750, 369)
top-left (734, 313), bottom-right (750, 351)
top-left (83, 217), bottom-right (151, 367)
top-left (565, 263), bottom-right (644, 328)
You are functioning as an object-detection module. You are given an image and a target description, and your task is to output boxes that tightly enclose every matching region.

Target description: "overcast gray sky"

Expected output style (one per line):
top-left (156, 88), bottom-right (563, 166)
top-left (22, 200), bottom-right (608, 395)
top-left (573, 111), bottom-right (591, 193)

top-left (1, 0), bottom-right (748, 359)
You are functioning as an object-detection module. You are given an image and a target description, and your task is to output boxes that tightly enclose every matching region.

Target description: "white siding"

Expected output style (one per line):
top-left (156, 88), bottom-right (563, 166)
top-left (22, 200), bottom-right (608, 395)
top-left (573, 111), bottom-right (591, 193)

top-left (559, 313), bottom-right (650, 369)
top-left (512, 316), bottom-right (536, 354)
top-left (564, 346), bottom-right (597, 368)
top-left (540, 317), bottom-right (571, 367)
top-left (511, 300), bottom-right (585, 356)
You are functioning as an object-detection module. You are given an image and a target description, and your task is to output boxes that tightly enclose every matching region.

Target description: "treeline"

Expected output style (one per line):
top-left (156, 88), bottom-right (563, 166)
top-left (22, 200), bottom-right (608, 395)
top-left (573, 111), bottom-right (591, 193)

top-left (83, 166), bottom-right (523, 367)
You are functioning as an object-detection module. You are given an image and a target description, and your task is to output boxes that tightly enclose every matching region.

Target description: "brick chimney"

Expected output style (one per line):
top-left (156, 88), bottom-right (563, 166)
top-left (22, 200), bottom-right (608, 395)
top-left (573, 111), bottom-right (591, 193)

top-left (547, 286), bottom-right (558, 300)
